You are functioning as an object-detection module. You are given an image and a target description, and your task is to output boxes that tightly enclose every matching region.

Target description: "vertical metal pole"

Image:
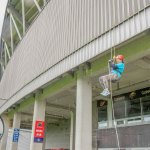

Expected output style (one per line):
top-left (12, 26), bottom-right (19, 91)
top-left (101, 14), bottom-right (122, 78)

top-left (22, 0), bottom-right (26, 35)
top-left (10, 14), bottom-right (22, 40)
top-left (10, 15), bottom-right (14, 54)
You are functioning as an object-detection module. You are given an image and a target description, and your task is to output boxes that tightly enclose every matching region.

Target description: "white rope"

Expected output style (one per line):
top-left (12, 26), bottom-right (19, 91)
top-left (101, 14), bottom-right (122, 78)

top-left (109, 0), bottom-right (121, 147)
top-left (108, 53), bottom-right (120, 150)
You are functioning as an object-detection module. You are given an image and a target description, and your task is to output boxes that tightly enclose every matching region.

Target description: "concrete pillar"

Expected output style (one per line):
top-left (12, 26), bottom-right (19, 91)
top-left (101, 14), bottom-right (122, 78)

top-left (70, 111), bottom-right (75, 150)
top-left (107, 100), bottom-right (113, 128)
top-left (10, 112), bottom-right (21, 150)
top-left (0, 114), bottom-right (10, 150)
top-left (92, 102), bottom-right (98, 150)
top-left (42, 120), bottom-right (47, 150)
top-left (30, 94), bottom-right (46, 150)
top-left (75, 77), bottom-right (92, 150)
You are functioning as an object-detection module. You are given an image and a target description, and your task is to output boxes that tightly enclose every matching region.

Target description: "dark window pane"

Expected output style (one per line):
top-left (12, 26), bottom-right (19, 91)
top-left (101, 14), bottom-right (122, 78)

top-left (98, 100), bottom-right (107, 122)
top-left (114, 101), bottom-right (125, 119)
top-left (142, 96), bottom-right (150, 115)
top-left (98, 105), bottom-right (107, 122)
top-left (127, 98), bottom-right (141, 117)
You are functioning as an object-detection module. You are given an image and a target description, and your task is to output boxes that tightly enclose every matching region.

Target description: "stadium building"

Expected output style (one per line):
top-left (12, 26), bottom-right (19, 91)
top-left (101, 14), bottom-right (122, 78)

top-left (0, 0), bottom-right (150, 150)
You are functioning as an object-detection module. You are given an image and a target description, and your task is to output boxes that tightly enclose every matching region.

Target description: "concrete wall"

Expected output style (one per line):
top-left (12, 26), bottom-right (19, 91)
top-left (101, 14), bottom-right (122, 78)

top-left (0, 120), bottom-right (3, 135)
top-left (45, 120), bottom-right (70, 150)
top-left (6, 129), bottom-right (31, 150)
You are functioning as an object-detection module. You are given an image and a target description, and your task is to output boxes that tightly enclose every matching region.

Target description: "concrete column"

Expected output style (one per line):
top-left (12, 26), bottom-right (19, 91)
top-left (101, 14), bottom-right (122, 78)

top-left (92, 102), bottom-right (98, 150)
top-left (0, 114), bottom-right (10, 150)
top-left (42, 120), bottom-right (47, 150)
top-left (30, 94), bottom-right (46, 150)
top-left (75, 77), bottom-right (92, 150)
top-left (10, 112), bottom-right (21, 150)
top-left (70, 111), bottom-right (75, 150)
top-left (107, 100), bottom-right (113, 128)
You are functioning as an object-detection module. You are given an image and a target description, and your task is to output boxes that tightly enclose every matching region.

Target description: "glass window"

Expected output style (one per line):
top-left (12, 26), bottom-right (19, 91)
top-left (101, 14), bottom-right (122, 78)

top-left (98, 101), bottom-right (107, 122)
top-left (114, 101), bottom-right (125, 119)
top-left (142, 96), bottom-right (150, 115)
top-left (127, 98), bottom-right (141, 117)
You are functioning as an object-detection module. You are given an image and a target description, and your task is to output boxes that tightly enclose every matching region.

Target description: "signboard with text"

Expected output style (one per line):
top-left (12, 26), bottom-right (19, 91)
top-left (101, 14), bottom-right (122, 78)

top-left (34, 120), bottom-right (45, 143)
top-left (13, 128), bottom-right (20, 142)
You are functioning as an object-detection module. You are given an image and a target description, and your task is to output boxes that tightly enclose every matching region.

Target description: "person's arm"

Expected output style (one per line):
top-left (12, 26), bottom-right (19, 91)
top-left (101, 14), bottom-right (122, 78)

top-left (109, 59), bottom-right (118, 69)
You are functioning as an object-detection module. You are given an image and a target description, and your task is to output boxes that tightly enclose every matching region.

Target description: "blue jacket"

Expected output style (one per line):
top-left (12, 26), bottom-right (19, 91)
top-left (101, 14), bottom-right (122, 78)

top-left (109, 60), bottom-right (125, 78)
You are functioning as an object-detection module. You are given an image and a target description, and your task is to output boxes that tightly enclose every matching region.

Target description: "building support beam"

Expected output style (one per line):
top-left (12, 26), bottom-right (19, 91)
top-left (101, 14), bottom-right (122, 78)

top-left (10, 14), bottom-right (22, 40)
top-left (0, 114), bottom-right (10, 150)
top-left (0, 45), bottom-right (4, 73)
top-left (47, 103), bottom-right (74, 111)
top-left (2, 39), bottom-right (11, 61)
top-left (34, 0), bottom-right (42, 12)
top-left (7, 5), bottom-right (29, 28)
top-left (30, 93), bottom-right (46, 150)
top-left (75, 75), bottom-right (92, 150)
top-left (92, 102), bottom-right (98, 150)
top-left (0, 61), bottom-right (4, 73)
top-left (10, 15), bottom-right (14, 54)
top-left (21, 0), bottom-right (26, 35)
top-left (4, 46), bottom-right (7, 68)
top-left (4, 42), bottom-right (11, 59)
top-left (10, 113), bottom-right (21, 150)
top-left (70, 111), bottom-right (75, 150)
top-left (43, 0), bottom-right (47, 6)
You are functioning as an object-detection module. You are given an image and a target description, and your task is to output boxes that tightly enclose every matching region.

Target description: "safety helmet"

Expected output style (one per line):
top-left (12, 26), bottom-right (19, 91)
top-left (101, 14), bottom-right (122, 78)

top-left (116, 55), bottom-right (124, 61)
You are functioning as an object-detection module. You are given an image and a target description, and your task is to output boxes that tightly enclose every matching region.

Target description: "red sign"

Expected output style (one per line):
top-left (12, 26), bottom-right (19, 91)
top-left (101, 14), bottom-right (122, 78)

top-left (34, 120), bottom-right (45, 139)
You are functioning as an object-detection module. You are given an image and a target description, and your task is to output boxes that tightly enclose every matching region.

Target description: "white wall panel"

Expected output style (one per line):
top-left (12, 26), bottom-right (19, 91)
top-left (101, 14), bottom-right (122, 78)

top-left (6, 129), bottom-right (31, 150)
top-left (45, 122), bottom-right (70, 149)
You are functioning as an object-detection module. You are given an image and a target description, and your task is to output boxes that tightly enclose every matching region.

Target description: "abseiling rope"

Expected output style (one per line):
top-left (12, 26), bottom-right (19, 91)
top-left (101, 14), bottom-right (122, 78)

top-left (108, 46), bottom-right (120, 150)
top-left (109, 0), bottom-right (120, 148)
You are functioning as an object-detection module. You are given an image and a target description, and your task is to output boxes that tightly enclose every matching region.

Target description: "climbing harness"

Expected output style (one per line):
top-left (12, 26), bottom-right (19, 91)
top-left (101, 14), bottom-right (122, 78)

top-left (108, 46), bottom-right (121, 150)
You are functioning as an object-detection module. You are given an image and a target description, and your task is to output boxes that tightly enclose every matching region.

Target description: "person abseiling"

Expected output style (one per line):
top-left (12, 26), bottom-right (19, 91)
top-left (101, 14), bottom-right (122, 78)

top-left (99, 54), bottom-right (125, 96)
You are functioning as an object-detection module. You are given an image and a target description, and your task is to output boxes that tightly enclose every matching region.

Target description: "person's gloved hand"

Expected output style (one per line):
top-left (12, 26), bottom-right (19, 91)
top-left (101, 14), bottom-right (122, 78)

top-left (108, 59), bottom-right (114, 63)
top-left (113, 56), bottom-right (116, 60)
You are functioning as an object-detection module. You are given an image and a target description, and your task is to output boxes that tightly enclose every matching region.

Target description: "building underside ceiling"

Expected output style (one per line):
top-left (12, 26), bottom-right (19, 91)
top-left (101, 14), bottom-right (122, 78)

top-left (18, 54), bottom-right (150, 129)
top-left (0, 0), bottom-right (150, 129)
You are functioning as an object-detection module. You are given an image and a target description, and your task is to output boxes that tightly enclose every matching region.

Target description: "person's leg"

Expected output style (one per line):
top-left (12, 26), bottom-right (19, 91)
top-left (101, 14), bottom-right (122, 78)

top-left (99, 74), bottom-right (118, 96)
top-left (99, 74), bottom-right (111, 90)
top-left (99, 74), bottom-right (110, 96)
top-left (99, 76), bottom-right (106, 90)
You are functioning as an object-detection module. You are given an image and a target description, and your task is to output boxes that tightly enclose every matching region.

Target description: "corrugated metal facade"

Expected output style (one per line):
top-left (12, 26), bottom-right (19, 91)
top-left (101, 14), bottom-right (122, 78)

top-left (0, 0), bottom-right (150, 111)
